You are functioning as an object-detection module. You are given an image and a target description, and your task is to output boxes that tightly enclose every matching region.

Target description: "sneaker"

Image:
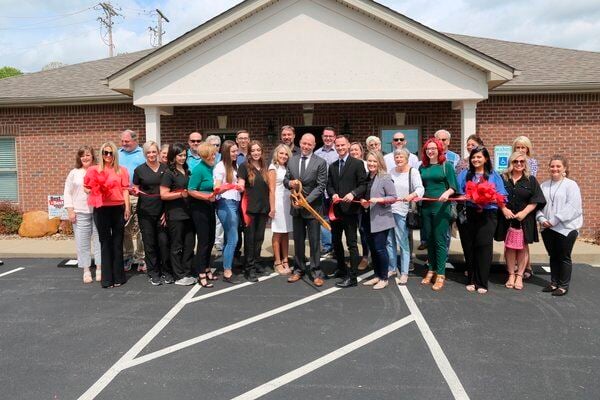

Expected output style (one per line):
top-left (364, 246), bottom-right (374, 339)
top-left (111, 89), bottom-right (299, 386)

top-left (136, 260), bottom-right (147, 273)
top-left (408, 263), bottom-right (415, 272)
top-left (321, 251), bottom-right (334, 259)
top-left (123, 258), bottom-right (133, 272)
top-left (175, 276), bottom-right (197, 286)
top-left (149, 276), bottom-right (162, 286)
top-left (162, 274), bottom-right (175, 284)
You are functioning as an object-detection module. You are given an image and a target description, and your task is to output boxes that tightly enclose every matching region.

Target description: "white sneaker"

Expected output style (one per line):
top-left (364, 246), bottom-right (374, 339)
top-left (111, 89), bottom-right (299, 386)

top-left (175, 276), bottom-right (197, 286)
top-left (123, 258), bottom-right (133, 272)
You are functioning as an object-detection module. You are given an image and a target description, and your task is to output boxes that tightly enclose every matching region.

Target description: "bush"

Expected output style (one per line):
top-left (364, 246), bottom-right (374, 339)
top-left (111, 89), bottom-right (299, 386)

top-left (0, 202), bottom-right (23, 234)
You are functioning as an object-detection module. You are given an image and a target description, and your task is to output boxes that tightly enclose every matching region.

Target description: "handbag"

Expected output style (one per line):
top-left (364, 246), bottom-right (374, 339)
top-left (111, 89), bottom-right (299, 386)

top-left (406, 168), bottom-right (422, 230)
top-left (505, 222), bottom-right (524, 250)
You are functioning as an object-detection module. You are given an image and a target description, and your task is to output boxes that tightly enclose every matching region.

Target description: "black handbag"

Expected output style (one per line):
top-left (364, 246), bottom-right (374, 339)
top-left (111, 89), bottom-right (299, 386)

top-left (406, 168), bottom-right (422, 230)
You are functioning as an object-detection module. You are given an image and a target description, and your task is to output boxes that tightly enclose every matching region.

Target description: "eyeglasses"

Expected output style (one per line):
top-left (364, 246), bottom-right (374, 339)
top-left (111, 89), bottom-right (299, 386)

top-left (512, 160), bottom-right (526, 165)
top-left (189, 140), bottom-right (202, 144)
top-left (393, 138), bottom-right (405, 142)
top-left (213, 144), bottom-right (220, 148)
top-left (426, 147), bottom-right (437, 151)
top-left (102, 151), bottom-right (113, 156)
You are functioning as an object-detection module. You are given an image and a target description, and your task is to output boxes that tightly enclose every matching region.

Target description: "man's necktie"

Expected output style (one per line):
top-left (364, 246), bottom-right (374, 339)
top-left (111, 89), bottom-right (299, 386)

top-left (300, 156), bottom-right (307, 177)
top-left (339, 158), bottom-right (345, 175)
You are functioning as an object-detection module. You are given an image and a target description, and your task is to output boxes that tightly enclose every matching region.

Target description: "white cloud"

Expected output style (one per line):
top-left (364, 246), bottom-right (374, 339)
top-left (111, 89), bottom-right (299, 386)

top-left (1, 0), bottom-right (599, 72)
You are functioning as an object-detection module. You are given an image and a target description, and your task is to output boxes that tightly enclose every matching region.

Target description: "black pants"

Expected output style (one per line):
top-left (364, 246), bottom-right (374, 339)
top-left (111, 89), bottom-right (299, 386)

top-left (94, 205), bottom-right (126, 287)
top-left (191, 201), bottom-right (215, 275)
top-left (292, 215), bottom-right (322, 279)
top-left (462, 208), bottom-right (497, 290)
top-left (331, 214), bottom-right (360, 279)
top-left (457, 206), bottom-right (471, 273)
top-left (138, 213), bottom-right (170, 279)
top-left (167, 218), bottom-right (195, 280)
top-left (244, 213), bottom-right (268, 272)
top-left (542, 228), bottom-right (577, 289)
top-left (158, 223), bottom-right (171, 276)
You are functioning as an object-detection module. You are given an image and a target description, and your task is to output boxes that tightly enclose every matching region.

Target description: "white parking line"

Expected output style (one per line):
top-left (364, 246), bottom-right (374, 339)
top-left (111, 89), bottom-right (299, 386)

top-left (123, 272), bottom-right (372, 370)
top-left (397, 286), bottom-right (470, 400)
top-left (0, 267), bottom-right (25, 278)
top-left (231, 315), bottom-right (415, 400)
top-left (78, 273), bottom-right (277, 400)
top-left (542, 266), bottom-right (551, 273)
top-left (185, 273), bottom-right (278, 304)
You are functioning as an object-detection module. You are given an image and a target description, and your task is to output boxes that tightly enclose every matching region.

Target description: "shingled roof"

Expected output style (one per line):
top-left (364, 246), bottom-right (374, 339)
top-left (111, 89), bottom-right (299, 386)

top-left (1, 33), bottom-right (599, 105)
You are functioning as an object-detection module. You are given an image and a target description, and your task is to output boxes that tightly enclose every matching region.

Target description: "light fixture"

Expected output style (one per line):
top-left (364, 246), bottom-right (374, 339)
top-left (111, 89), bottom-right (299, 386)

top-left (217, 115), bottom-right (228, 130)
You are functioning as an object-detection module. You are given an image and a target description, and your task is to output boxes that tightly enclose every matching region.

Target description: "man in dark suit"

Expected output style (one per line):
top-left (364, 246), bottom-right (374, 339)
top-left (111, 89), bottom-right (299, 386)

top-left (284, 133), bottom-right (328, 287)
top-left (327, 135), bottom-right (367, 287)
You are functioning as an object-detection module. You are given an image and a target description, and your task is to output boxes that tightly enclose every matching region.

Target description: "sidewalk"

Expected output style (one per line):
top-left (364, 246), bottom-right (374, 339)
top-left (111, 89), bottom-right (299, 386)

top-left (0, 230), bottom-right (598, 265)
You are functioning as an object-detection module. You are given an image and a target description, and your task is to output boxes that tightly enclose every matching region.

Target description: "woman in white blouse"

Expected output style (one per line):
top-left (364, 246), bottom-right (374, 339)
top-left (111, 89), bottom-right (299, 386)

top-left (387, 148), bottom-right (424, 284)
top-left (537, 155), bottom-right (583, 296)
top-left (64, 146), bottom-right (101, 283)
top-left (268, 144), bottom-right (293, 275)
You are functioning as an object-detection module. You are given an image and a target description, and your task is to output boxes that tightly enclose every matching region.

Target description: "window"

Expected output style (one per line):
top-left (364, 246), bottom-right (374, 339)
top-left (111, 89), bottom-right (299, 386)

top-left (380, 126), bottom-right (421, 156)
top-left (0, 138), bottom-right (18, 201)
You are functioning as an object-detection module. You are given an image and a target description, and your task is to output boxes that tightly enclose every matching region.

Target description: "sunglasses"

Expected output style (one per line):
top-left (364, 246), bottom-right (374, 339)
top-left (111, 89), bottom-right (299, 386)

top-left (512, 160), bottom-right (526, 165)
top-left (190, 140), bottom-right (202, 144)
top-left (102, 151), bottom-right (113, 156)
top-left (393, 138), bottom-right (405, 142)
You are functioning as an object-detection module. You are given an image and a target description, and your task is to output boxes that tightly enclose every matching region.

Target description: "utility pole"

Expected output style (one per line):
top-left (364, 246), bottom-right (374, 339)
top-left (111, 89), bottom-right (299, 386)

top-left (97, 2), bottom-right (121, 57)
top-left (149, 9), bottom-right (169, 47)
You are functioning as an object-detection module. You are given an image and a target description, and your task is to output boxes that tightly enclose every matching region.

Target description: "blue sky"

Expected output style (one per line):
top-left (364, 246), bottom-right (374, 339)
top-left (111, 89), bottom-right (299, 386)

top-left (2, 0), bottom-right (600, 72)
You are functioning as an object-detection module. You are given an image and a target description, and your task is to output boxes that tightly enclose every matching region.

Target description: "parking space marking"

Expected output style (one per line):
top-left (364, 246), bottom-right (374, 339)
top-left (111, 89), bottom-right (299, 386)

top-left (0, 267), bottom-right (25, 278)
top-left (542, 266), bottom-right (551, 273)
top-left (123, 271), bottom-right (372, 370)
top-left (185, 273), bottom-right (278, 304)
top-left (231, 315), bottom-right (415, 400)
top-left (397, 285), bottom-right (470, 400)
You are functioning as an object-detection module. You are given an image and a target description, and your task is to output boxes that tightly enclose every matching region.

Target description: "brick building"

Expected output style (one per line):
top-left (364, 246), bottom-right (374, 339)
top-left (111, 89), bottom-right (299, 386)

top-left (0, 0), bottom-right (598, 237)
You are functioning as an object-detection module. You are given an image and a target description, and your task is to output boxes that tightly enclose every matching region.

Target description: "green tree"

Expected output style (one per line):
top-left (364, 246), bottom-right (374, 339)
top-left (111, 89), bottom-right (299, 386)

top-left (0, 66), bottom-right (23, 79)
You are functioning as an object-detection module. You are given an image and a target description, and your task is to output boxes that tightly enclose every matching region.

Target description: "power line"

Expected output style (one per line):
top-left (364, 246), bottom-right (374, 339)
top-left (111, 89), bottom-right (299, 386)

top-left (148, 9), bottom-right (169, 47)
top-left (0, 19), bottom-right (97, 31)
top-left (96, 2), bottom-right (122, 57)
top-left (0, 6), bottom-right (95, 27)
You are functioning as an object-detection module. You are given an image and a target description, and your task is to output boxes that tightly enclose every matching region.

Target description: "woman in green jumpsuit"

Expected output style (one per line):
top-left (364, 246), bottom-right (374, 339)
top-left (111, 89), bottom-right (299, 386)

top-left (419, 138), bottom-right (458, 291)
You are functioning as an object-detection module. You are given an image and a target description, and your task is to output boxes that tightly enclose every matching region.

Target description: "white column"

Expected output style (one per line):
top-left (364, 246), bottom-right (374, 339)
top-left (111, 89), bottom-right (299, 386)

top-left (144, 106), bottom-right (161, 145)
top-left (453, 100), bottom-right (478, 158)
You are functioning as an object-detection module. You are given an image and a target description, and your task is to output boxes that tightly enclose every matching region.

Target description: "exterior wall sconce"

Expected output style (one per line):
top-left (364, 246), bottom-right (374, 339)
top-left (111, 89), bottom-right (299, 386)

top-left (266, 119), bottom-right (276, 144)
top-left (395, 112), bottom-right (406, 126)
top-left (342, 118), bottom-right (352, 136)
top-left (217, 115), bottom-right (228, 130)
top-left (303, 103), bottom-right (314, 126)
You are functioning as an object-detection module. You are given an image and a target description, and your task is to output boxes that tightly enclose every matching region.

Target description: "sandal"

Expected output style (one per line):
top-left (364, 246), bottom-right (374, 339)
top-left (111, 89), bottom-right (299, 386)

top-left (206, 269), bottom-right (218, 281)
top-left (198, 274), bottom-right (214, 288)
top-left (95, 267), bottom-right (102, 282)
top-left (274, 262), bottom-right (286, 275)
top-left (523, 268), bottom-right (533, 280)
top-left (421, 271), bottom-right (435, 285)
top-left (514, 274), bottom-right (524, 290)
top-left (83, 269), bottom-right (93, 284)
top-left (505, 274), bottom-right (516, 289)
top-left (477, 288), bottom-right (488, 294)
top-left (282, 260), bottom-right (292, 275)
top-left (466, 284), bottom-right (476, 292)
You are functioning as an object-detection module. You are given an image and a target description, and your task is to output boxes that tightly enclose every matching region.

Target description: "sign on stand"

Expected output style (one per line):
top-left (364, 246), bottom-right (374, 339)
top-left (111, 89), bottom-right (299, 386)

top-left (48, 195), bottom-right (69, 220)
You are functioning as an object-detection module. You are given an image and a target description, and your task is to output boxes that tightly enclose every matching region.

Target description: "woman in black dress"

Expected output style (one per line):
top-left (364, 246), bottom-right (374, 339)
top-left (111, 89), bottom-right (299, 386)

top-left (495, 151), bottom-right (546, 291)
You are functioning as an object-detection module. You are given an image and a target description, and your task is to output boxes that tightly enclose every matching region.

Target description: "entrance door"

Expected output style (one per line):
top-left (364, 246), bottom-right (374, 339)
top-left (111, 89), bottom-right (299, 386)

top-left (294, 126), bottom-right (327, 150)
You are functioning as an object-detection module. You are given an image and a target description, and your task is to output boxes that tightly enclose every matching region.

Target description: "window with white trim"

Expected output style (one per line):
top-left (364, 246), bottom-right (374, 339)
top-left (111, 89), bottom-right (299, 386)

top-left (0, 138), bottom-right (18, 201)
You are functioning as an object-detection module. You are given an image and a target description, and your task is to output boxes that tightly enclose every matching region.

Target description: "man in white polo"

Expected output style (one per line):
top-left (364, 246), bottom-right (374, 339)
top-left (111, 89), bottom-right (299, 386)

top-left (384, 131), bottom-right (420, 172)
top-left (434, 129), bottom-right (460, 169)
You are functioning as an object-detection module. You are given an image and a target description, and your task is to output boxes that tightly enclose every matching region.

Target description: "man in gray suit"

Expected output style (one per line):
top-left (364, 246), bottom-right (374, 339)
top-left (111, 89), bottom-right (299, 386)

top-left (284, 133), bottom-right (328, 287)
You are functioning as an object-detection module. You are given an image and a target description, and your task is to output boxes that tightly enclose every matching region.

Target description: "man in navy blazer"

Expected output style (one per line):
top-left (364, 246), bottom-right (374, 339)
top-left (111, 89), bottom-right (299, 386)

top-left (327, 135), bottom-right (367, 287)
top-left (284, 133), bottom-right (328, 286)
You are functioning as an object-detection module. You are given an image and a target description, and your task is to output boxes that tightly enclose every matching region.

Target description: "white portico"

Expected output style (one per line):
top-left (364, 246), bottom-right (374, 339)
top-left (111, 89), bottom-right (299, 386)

top-left (107, 0), bottom-right (515, 152)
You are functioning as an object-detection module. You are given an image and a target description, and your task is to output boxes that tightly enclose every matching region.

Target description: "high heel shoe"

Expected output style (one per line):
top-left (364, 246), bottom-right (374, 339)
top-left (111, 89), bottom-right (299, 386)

top-left (505, 274), bottom-right (516, 289)
top-left (198, 274), bottom-right (214, 288)
top-left (432, 275), bottom-right (445, 291)
top-left (205, 269), bottom-right (218, 281)
top-left (421, 271), bottom-right (435, 285)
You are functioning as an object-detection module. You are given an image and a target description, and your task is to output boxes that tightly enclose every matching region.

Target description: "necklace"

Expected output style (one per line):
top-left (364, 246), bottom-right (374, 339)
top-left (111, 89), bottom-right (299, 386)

top-left (549, 178), bottom-right (564, 206)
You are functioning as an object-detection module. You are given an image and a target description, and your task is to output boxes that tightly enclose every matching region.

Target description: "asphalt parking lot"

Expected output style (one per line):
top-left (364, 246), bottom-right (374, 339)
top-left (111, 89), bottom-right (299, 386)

top-left (1, 258), bottom-right (599, 400)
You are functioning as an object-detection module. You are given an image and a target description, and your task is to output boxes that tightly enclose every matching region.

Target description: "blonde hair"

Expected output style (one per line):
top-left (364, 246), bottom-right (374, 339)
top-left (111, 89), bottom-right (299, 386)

top-left (198, 142), bottom-right (217, 161)
top-left (98, 141), bottom-right (121, 174)
top-left (365, 136), bottom-right (381, 146)
top-left (503, 151), bottom-right (530, 180)
top-left (271, 144), bottom-right (292, 166)
top-left (142, 141), bottom-right (159, 156)
top-left (366, 150), bottom-right (387, 176)
top-left (512, 136), bottom-right (533, 156)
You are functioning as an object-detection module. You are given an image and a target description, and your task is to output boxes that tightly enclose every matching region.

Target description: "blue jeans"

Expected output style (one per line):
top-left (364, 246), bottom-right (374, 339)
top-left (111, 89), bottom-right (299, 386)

top-left (216, 199), bottom-right (239, 270)
top-left (386, 214), bottom-right (410, 275)
top-left (320, 197), bottom-right (332, 252)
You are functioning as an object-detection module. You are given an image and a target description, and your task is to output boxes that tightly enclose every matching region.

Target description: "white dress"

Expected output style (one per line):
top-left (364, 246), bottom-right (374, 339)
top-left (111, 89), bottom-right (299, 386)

top-left (269, 163), bottom-right (293, 233)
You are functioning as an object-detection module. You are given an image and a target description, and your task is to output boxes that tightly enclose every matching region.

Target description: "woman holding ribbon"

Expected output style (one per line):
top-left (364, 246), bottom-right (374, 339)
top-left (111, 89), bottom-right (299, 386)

top-left (536, 155), bottom-right (583, 296)
top-left (213, 140), bottom-right (244, 283)
top-left (84, 141), bottom-right (130, 288)
top-left (188, 142), bottom-right (218, 288)
top-left (360, 151), bottom-right (397, 290)
top-left (419, 138), bottom-right (458, 291)
top-left (64, 145), bottom-right (101, 284)
top-left (268, 144), bottom-right (293, 275)
top-left (238, 140), bottom-right (271, 282)
top-left (160, 143), bottom-right (196, 286)
top-left (457, 146), bottom-right (508, 294)
top-left (350, 141), bottom-right (370, 270)
top-left (495, 151), bottom-right (545, 290)
top-left (132, 141), bottom-right (169, 286)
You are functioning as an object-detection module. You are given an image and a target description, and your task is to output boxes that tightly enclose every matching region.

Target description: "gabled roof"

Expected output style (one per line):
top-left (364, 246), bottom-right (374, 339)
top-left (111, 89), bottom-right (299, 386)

top-left (448, 33), bottom-right (600, 93)
top-left (0, 50), bottom-right (153, 106)
top-left (107, 0), bottom-right (515, 95)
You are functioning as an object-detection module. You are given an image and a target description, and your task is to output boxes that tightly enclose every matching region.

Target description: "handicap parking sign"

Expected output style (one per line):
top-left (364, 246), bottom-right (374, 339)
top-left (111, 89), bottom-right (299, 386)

top-left (494, 145), bottom-right (512, 172)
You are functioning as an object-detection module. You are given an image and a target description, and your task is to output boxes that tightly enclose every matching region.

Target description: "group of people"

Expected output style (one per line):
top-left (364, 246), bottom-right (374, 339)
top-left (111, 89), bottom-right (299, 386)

top-left (63, 126), bottom-right (583, 296)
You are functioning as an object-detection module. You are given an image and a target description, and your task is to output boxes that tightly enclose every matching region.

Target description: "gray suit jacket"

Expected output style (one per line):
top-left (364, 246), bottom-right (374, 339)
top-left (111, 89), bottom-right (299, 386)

top-left (284, 153), bottom-right (327, 218)
top-left (367, 173), bottom-right (397, 233)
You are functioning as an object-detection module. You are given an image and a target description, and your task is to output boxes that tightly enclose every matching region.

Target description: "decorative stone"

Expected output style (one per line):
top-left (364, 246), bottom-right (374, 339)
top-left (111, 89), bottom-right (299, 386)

top-left (18, 211), bottom-right (61, 238)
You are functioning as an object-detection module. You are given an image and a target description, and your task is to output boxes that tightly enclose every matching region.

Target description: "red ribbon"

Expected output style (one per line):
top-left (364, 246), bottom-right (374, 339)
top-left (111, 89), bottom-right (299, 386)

top-left (86, 169), bottom-right (120, 208)
top-left (241, 193), bottom-right (252, 226)
top-left (465, 181), bottom-right (505, 209)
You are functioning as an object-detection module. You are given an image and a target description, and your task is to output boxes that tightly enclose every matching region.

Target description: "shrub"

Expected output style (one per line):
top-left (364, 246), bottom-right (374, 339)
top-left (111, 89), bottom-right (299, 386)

top-left (0, 202), bottom-right (23, 234)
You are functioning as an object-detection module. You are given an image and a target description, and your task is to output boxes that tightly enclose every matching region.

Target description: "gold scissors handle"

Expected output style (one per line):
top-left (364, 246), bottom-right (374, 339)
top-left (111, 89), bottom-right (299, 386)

top-left (290, 181), bottom-right (331, 231)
